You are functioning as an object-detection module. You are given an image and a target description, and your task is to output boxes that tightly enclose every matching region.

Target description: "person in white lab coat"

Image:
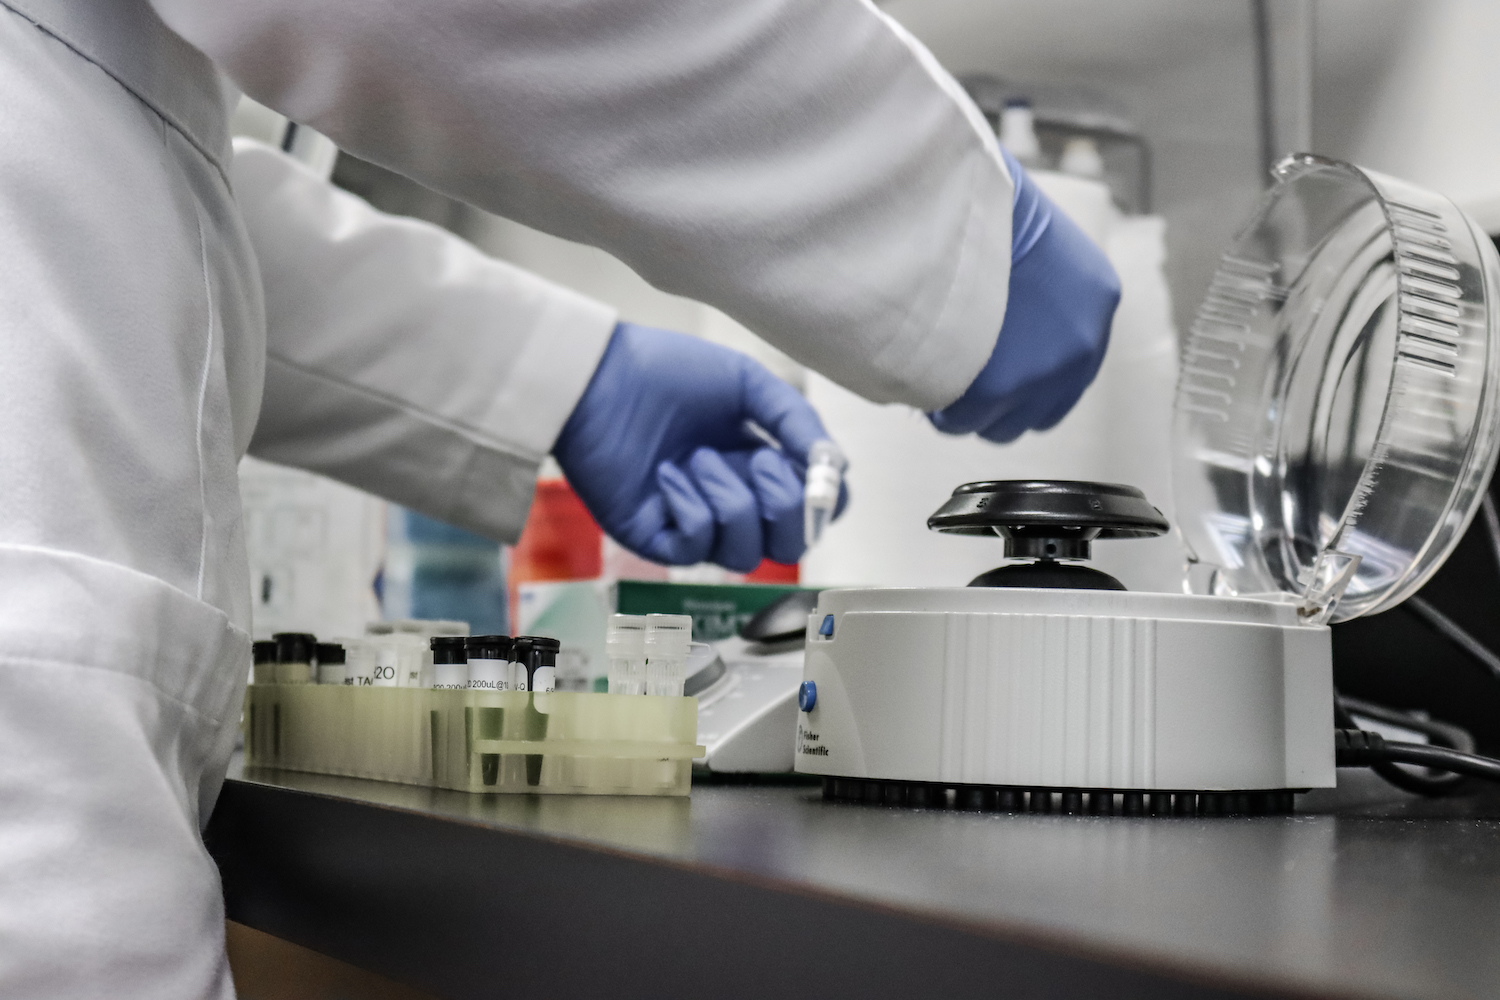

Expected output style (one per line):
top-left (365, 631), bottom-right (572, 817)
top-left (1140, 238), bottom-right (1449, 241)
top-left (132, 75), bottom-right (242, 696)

top-left (0, 0), bottom-right (1118, 995)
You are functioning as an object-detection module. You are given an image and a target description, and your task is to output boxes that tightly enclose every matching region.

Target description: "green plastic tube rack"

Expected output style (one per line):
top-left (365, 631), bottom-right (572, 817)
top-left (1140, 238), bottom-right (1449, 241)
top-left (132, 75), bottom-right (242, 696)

top-left (244, 686), bottom-right (704, 796)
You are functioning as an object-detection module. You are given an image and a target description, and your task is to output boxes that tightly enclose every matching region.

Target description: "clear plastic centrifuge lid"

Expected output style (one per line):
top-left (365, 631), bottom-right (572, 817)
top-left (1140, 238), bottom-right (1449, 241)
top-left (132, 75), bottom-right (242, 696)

top-left (1174, 155), bottom-right (1500, 623)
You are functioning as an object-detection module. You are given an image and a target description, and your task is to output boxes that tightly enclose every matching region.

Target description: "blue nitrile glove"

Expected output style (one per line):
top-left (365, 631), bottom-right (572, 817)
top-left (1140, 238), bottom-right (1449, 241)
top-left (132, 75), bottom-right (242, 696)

top-left (929, 147), bottom-right (1121, 443)
top-left (553, 322), bottom-right (847, 572)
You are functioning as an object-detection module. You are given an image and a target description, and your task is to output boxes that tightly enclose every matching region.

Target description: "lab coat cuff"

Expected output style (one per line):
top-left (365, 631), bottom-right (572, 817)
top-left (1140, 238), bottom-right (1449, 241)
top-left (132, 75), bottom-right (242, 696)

top-left (480, 289), bottom-right (618, 460)
top-left (896, 153), bottom-right (1014, 411)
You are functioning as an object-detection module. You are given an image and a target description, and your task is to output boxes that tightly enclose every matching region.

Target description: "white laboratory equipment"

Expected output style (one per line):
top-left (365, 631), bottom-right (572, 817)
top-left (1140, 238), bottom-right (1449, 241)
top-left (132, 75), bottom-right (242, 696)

top-left (688, 590), bottom-right (819, 774)
top-left (795, 156), bottom-right (1500, 812)
top-left (692, 644), bottom-right (805, 774)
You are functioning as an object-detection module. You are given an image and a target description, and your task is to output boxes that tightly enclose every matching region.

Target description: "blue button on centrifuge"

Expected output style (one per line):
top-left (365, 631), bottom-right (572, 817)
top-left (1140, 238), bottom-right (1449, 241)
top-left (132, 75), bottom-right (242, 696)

top-left (818, 614), bottom-right (835, 637)
top-left (798, 681), bottom-right (817, 712)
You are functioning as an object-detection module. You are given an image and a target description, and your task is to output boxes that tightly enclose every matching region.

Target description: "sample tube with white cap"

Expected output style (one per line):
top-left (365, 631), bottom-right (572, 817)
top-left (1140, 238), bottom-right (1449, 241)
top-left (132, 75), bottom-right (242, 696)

top-left (803, 440), bottom-right (846, 549)
top-left (606, 614), bottom-right (648, 695)
top-left (341, 637), bottom-right (376, 686)
top-left (644, 614), bottom-right (693, 696)
top-left (393, 633), bottom-right (432, 687)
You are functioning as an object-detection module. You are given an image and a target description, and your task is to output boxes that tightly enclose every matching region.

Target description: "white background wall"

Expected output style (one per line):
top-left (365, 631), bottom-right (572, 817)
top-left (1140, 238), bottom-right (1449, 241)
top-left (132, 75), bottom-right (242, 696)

top-left (1315, 0), bottom-right (1500, 230)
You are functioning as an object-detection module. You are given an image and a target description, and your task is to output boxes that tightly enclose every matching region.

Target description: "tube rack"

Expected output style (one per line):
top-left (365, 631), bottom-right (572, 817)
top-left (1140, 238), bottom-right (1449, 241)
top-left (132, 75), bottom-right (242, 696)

top-left (244, 685), bottom-right (703, 796)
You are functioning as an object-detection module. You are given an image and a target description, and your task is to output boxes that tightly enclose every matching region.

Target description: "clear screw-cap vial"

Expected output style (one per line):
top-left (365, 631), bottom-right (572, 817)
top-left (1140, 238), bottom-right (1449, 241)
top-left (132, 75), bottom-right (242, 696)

top-left (644, 614), bottom-right (693, 697)
top-left (606, 614), bottom-right (648, 695)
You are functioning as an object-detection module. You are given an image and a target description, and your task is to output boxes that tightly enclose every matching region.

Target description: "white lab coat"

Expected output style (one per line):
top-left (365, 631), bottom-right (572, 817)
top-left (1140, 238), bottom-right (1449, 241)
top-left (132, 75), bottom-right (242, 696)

top-left (0, 0), bottom-right (1014, 995)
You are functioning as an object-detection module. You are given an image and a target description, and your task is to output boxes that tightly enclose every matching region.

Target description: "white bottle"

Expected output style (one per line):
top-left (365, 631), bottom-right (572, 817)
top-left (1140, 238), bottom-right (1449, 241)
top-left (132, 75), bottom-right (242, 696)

top-left (998, 98), bottom-right (1044, 169)
top-left (1059, 136), bottom-right (1105, 179)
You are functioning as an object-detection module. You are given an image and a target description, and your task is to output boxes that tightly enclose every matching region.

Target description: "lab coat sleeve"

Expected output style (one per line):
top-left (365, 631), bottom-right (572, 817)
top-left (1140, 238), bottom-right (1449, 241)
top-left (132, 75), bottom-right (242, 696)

top-left (233, 139), bottom-right (618, 543)
top-left (150, 0), bottom-right (1013, 411)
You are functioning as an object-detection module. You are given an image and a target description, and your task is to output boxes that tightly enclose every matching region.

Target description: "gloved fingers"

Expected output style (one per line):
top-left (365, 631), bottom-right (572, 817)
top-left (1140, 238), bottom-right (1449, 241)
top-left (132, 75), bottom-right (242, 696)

top-left (688, 447), bottom-right (764, 573)
top-left (1028, 374), bottom-right (1096, 435)
top-left (633, 460), bottom-right (715, 565)
top-left (974, 410), bottom-right (1031, 444)
top-left (927, 405), bottom-right (985, 436)
top-left (749, 447), bottom-right (805, 564)
top-left (738, 361), bottom-right (830, 465)
top-left (973, 365), bottom-right (1094, 443)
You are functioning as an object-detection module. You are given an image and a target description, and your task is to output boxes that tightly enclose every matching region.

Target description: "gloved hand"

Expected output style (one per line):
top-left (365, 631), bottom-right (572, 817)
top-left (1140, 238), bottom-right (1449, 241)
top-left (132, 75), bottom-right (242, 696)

top-left (553, 322), bottom-right (845, 571)
top-left (929, 147), bottom-right (1121, 443)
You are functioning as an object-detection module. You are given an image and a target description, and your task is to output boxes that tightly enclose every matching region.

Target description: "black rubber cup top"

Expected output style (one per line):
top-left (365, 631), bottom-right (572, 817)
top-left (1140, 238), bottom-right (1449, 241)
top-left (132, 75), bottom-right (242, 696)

top-left (927, 481), bottom-right (1169, 539)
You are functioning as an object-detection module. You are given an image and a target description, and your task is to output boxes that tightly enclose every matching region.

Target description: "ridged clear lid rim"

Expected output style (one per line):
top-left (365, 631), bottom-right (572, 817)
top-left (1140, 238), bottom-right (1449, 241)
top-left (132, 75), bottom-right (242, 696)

top-left (1173, 155), bottom-right (1500, 622)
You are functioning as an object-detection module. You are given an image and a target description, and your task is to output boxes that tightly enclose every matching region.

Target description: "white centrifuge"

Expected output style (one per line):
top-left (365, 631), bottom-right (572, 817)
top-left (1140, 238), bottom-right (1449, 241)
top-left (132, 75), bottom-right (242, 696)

top-left (795, 155), bottom-right (1500, 815)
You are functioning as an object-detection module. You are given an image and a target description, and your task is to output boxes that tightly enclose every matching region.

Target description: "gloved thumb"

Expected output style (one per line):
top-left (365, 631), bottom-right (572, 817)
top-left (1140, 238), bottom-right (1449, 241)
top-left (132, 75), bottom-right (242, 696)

top-left (738, 360), bottom-right (829, 467)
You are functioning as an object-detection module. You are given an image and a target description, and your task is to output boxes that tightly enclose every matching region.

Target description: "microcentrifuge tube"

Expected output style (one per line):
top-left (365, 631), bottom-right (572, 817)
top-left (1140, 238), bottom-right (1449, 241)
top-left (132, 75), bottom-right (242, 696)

top-left (803, 439), bottom-right (846, 549)
top-left (606, 614), bottom-right (647, 695)
top-left (644, 614), bottom-right (693, 697)
top-left (429, 636), bottom-right (470, 690)
top-left (273, 632), bottom-right (316, 685)
top-left (315, 642), bottom-right (347, 685)
top-left (464, 635), bottom-right (513, 691)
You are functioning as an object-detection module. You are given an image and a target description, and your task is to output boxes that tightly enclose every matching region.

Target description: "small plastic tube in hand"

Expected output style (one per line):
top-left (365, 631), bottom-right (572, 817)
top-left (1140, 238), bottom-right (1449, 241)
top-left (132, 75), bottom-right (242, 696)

top-left (644, 614), bottom-right (693, 697)
top-left (803, 440), bottom-right (847, 549)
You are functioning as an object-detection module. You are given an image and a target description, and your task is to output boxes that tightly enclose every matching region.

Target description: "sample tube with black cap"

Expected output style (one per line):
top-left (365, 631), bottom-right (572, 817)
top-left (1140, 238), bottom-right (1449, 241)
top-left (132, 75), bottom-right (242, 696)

top-left (512, 636), bottom-right (559, 786)
top-left (511, 636), bottom-right (559, 693)
top-left (430, 636), bottom-right (470, 690)
top-left (315, 642), bottom-right (347, 685)
top-left (252, 640), bottom-right (277, 685)
top-left (464, 635), bottom-right (511, 786)
top-left (465, 635), bottom-right (513, 691)
top-left (273, 632), bottom-right (317, 684)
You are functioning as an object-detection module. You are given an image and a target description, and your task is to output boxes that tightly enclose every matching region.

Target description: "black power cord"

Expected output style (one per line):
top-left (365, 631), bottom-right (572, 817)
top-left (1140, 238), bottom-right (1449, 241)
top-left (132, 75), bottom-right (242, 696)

top-left (1339, 694), bottom-right (1476, 754)
top-left (1333, 691), bottom-right (1471, 796)
top-left (1335, 728), bottom-right (1500, 784)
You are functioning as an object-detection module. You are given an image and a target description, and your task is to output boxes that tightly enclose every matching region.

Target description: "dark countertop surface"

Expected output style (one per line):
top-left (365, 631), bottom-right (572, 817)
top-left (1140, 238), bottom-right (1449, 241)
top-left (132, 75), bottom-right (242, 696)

top-left (212, 760), bottom-right (1500, 1000)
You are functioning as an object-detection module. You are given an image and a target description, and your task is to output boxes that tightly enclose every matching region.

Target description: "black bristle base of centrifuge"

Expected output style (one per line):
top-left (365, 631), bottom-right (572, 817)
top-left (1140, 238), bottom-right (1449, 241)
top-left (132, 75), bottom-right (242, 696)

top-left (820, 778), bottom-right (1300, 817)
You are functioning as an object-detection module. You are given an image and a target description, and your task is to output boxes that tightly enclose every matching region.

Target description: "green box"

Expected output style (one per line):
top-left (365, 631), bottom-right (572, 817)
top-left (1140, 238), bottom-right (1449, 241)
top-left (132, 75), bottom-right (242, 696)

top-left (614, 581), bottom-right (811, 642)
